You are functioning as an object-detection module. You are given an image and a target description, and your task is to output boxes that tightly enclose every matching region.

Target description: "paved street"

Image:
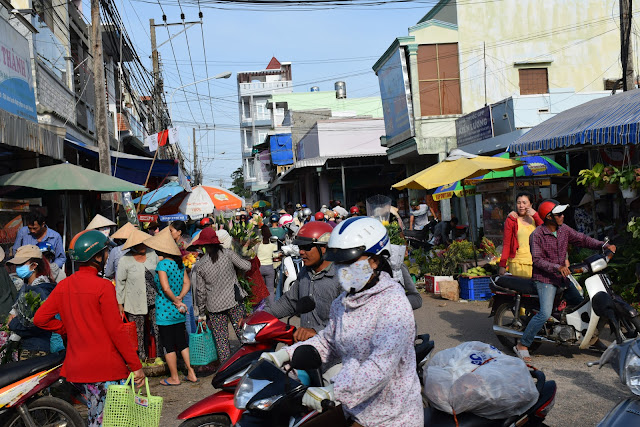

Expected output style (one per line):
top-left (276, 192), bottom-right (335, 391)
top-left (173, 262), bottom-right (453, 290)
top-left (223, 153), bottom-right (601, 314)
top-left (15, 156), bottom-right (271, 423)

top-left (152, 292), bottom-right (627, 426)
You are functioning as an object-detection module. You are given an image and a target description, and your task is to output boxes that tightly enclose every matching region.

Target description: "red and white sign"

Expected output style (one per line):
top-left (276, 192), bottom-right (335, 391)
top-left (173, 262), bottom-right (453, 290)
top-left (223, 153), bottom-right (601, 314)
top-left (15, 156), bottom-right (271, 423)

top-left (137, 214), bottom-right (158, 222)
top-left (424, 275), bottom-right (454, 294)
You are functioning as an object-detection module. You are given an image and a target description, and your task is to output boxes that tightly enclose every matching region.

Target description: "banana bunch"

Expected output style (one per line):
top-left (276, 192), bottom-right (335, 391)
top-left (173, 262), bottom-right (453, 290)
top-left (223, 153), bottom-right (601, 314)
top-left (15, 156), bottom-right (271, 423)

top-left (183, 253), bottom-right (197, 269)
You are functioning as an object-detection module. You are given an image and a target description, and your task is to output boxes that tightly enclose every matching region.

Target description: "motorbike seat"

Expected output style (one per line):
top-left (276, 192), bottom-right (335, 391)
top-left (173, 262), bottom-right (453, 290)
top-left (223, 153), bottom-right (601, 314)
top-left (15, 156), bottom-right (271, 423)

top-left (492, 276), bottom-right (537, 295)
top-left (423, 405), bottom-right (507, 427)
top-left (0, 351), bottom-right (65, 390)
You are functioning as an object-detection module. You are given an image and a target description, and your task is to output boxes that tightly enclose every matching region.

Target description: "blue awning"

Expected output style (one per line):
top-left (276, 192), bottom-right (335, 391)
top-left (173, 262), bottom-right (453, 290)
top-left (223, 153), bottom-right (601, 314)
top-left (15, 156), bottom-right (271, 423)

top-left (508, 90), bottom-right (640, 154)
top-left (269, 133), bottom-right (293, 165)
top-left (64, 136), bottom-right (179, 184)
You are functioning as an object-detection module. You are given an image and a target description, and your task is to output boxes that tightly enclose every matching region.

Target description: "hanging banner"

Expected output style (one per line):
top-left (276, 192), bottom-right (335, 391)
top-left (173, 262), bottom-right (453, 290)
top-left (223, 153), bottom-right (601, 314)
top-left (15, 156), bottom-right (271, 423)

top-left (178, 166), bottom-right (192, 193)
top-left (0, 17), bottom-right (37, 122)
top-left (159, 213), bottom-right (188, 222)
top-left (144, 127), bottom-right (178, 152)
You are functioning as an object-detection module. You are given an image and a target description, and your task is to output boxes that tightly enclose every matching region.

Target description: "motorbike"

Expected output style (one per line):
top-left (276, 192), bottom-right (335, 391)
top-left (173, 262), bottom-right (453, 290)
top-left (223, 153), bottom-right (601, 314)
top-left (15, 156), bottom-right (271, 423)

top-left (490, 244), bottom-right (640, 352)
top-left (274, 244), bottom-right (303, 299)
top-left (233, 335), bottom-right (555, 427)
top-left (177, 297), bottom-right (316, 427)
top-left (588, 338), bottom-right (640, 426)
top-left (0, 351), bottom-right (84, 427)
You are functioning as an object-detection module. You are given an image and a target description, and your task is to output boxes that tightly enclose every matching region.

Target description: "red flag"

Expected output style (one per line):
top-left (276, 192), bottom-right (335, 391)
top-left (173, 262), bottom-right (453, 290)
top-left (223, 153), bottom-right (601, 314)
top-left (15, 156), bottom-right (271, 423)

top-left (158, 129), bottom-right (169, 147)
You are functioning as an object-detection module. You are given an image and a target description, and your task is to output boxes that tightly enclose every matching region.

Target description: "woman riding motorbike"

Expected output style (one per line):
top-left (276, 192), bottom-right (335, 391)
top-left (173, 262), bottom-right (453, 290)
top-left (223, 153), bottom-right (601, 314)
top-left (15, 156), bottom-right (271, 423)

top-left (261, 217), bottom-right (423, 426)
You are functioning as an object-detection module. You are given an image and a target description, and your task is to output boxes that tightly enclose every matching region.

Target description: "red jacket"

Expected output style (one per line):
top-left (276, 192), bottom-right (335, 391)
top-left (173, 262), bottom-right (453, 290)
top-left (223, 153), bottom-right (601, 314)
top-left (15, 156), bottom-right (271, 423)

top-left (33, 266), bottom-right (142, 383)
top-left (499, 213), bottom-right (543, 268)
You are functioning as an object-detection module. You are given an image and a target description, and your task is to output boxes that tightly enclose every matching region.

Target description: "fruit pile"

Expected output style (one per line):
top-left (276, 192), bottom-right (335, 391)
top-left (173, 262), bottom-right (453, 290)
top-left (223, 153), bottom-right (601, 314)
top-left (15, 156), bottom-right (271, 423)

top-left (460, 266), bottom-right (490, 277)
top-left (183, 253), bottom-right (197, 269)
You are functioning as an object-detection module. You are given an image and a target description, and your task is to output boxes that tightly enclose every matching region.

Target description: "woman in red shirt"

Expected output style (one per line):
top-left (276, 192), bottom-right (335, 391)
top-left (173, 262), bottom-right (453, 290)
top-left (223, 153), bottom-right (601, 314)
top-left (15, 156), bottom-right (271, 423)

top-left (499, 192), bottom-right (543, 278)
top-left (34, 230), bottom-right (144, 427)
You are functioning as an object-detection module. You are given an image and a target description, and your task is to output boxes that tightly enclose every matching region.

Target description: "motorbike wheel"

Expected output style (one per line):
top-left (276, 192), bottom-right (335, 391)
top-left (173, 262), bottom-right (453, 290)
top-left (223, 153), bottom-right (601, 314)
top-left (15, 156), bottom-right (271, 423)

top-left (493, 303), bottom-right (541, 353)
top-left (178, 415), bottom-right (231, 427)
top-left (4, 396), bottom-right (84, 427)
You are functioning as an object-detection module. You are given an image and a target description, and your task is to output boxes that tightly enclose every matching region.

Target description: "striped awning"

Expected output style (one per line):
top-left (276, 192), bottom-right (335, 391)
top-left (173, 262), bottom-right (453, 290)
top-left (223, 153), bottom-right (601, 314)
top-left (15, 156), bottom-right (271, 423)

top-left (508, 90), bottom-right (640, 154)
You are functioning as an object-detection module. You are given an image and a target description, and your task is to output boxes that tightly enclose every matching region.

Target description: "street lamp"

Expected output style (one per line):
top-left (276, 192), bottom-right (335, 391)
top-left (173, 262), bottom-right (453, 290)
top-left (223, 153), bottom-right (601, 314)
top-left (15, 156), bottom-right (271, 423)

top-left (168, 71), bottom-right (232, 121)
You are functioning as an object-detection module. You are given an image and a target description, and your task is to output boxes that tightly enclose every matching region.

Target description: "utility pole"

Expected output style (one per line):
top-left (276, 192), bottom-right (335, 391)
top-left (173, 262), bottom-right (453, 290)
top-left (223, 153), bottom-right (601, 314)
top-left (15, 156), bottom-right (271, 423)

top-left (620, 0), bottom-right (635, 91)
top-left (91, 0), bottom-right (112, 203)
top-left (192, 127), bottom-right (198, 185)
top-left (150, 19), bottom-right (161, 132)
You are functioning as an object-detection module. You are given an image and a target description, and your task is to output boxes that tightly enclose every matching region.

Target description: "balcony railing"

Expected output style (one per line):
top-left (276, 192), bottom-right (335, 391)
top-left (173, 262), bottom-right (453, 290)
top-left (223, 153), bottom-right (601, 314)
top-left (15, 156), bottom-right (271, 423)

top-left (239, 80), bottom-right (292, 96)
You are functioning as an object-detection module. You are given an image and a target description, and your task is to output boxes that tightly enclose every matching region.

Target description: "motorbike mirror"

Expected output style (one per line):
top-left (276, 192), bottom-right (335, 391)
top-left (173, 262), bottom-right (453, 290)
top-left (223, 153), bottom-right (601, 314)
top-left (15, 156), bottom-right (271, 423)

top-left (296, 296), bottom-right (316, 315)
top-left (290, 345), bottom-right (323, 371)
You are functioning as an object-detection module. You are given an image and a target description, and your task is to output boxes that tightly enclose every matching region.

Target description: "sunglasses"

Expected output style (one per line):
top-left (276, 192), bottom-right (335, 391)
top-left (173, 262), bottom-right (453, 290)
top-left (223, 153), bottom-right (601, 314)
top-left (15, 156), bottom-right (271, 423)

top-left (297, 244), bottom-right (315, 252)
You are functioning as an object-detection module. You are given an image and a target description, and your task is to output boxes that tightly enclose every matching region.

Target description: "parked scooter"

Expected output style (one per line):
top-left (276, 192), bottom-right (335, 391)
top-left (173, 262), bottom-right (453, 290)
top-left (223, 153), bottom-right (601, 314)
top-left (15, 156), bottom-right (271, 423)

top-left (588, 338), bottom-right (640, 426)
top-left (274, 244), bottom-right (303, 299)
top-left (490, 244), bottom-right (640, 352)
top-left (177, 297), bottom-right (316, 427)
top-left (0, 351), bottom-right (84, 427)
top-left (233, 336), bottom-right (555, 427)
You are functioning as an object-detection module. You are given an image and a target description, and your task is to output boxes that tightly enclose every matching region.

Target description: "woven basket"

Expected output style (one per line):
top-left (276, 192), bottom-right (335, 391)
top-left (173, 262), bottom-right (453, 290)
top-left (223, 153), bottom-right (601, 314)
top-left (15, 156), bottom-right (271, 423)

top-left (142, 363), bottom-right (168, 377)
top-left (103, 373), bottom-right (163, 427)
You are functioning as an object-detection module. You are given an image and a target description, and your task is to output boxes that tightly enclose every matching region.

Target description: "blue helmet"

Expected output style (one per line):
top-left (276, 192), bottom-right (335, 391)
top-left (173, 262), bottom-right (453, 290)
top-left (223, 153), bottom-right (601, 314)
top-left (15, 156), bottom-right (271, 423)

top-left (37, 241), bottom-right (54, 254)
top-left (269, 214), bottom-right (280, 224)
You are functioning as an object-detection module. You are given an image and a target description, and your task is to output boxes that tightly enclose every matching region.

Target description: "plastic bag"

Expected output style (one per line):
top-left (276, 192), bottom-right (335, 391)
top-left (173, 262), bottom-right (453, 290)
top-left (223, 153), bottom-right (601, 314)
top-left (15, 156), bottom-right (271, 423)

top-left (423, 341), bottom-right (539, 419)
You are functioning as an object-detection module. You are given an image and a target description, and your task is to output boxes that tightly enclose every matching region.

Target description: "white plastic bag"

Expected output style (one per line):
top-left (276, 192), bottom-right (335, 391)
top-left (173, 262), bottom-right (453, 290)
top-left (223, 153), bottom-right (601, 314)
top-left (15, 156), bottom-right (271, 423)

top-left (423, 341), bottom-right (539, 419)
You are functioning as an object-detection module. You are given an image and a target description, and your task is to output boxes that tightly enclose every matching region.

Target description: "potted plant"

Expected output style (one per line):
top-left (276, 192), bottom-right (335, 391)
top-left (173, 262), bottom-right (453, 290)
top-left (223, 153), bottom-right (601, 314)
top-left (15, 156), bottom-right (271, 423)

top-left (610, 166), bottom-right (640, 199)
top-left (577, 163), bottom-right (607, 196)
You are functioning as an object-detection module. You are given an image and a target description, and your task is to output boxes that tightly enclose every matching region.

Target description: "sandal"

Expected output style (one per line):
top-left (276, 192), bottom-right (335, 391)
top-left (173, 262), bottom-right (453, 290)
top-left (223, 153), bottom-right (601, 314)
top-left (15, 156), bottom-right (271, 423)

top-left (513, 346), bottom-right (532, 364)
top-left (160, 379), bottom-right (181, 386)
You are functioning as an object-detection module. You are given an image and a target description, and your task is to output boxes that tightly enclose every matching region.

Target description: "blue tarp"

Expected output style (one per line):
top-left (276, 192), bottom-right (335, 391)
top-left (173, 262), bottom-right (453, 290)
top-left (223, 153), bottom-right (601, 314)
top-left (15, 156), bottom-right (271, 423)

top-left (64, 136), bottom-right (179, 184)
top-left (269, 133), bottom-right (293, 165)
top-left (508, 90), bottom-right (640, 154)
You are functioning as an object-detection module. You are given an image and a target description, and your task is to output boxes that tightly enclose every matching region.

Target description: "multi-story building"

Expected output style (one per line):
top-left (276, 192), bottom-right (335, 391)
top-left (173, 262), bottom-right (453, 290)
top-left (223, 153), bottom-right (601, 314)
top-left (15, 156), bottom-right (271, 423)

top-left (237, 57), bottom-right (292, 195)
top-left (373, 0), bottom-right (633, 215)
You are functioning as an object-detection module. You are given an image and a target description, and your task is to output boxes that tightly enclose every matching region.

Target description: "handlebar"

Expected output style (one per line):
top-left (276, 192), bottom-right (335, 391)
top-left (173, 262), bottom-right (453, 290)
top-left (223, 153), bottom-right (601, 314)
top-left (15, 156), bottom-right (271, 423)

top-left (321, 399), bottom-right (336, 412)
top-left (568, 248), bottom-right (616, 274)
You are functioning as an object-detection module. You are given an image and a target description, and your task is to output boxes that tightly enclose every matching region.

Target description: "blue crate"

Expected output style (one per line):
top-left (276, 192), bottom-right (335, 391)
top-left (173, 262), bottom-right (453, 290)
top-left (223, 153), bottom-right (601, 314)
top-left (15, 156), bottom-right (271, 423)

top-left (458, 276), bottom-right (493, 301)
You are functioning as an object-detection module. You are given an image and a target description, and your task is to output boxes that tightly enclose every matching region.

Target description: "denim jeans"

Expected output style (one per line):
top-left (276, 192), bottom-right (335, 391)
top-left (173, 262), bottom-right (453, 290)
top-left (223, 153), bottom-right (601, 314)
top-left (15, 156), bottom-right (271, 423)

top-left (520, 280), bottom-right (584, 347)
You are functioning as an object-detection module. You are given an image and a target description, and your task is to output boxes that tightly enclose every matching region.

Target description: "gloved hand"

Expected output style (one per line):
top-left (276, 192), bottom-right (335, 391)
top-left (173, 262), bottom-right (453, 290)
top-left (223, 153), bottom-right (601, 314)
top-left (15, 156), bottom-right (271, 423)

top-left (258, 348), bottom-right (290, 367)
top-left (302, 385), bottom-right (335, 412)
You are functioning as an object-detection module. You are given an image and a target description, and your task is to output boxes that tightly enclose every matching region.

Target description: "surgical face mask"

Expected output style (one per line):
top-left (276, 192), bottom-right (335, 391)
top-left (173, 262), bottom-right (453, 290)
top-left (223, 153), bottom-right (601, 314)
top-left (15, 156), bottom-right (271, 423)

top-left (336, 259), bottom-right (375, 294)
top-left (16, 264), bottom-right (34, 280)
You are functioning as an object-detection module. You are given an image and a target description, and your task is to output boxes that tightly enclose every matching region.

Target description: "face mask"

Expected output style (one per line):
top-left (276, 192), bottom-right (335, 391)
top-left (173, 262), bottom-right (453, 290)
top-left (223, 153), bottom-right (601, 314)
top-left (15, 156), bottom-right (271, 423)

top-left (16, 264), bottom-right (34, 280)
top-left (336, 259), bottom-right (374, 294)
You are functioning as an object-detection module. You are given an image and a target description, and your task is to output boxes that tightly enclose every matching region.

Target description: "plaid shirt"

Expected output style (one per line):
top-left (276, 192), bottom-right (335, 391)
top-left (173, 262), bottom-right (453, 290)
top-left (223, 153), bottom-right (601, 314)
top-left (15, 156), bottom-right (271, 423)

top-left (530, 224), bottom-right (604, 286)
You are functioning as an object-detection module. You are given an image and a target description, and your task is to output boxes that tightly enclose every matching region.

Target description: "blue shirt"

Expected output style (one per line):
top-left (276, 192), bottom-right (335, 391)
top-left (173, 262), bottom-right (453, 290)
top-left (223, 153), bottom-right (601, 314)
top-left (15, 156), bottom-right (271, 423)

top-left (154, 259), bottom-right (187, 326)
top-left (13, 226), bottom-right (66, 268)
top-left (104, 245), bottom-right (128, 279)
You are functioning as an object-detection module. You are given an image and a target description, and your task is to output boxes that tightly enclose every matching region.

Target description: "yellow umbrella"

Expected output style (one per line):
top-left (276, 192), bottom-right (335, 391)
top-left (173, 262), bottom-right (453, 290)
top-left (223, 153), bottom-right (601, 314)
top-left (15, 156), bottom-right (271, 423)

top-left (392, 149), bottom-right (523, 190)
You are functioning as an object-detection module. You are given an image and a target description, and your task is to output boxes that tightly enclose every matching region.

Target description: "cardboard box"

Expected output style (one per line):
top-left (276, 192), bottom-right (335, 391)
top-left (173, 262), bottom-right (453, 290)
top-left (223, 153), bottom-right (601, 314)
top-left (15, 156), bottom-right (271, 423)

top-left (424, 275), bottom-right (454, 294)
top-left (439, 280), bottom-right (459, 301)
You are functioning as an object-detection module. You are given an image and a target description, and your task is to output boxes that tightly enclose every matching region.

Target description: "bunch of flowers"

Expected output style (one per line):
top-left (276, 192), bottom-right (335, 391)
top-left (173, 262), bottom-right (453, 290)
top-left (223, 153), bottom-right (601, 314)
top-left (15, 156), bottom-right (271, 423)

top-left (480, 237), bottom-right (498, 258)
top-left (216, 214), bottom-right (261, 258)
top-left (182, 253), bottom-right (197, 269)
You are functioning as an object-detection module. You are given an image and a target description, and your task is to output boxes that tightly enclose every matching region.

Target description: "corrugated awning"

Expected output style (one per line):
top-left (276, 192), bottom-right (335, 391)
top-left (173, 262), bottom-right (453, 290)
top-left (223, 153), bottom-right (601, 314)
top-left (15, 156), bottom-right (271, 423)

top-left (508, 90), bottom-right (640, 154)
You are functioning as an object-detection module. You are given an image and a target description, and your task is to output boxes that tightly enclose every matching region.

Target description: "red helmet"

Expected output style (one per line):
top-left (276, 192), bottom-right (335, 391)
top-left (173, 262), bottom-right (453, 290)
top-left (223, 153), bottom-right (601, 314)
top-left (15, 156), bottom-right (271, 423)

top-left (349, 206), bottom-right (359, 215)
top-left (537, 199), bottom-right (568, 220)
top-left (314, 212), bottom-right (325, 221)
top-left (199, 217), bottom-right (212, 227)
top-left (293, 222), bottom-right (334, 246)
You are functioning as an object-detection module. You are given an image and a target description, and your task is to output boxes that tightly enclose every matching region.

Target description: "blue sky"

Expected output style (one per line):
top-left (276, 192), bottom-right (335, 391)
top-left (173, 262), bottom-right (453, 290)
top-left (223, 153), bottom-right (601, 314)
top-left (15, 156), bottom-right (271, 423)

top-left (88, 0), bottom-right (439, 187)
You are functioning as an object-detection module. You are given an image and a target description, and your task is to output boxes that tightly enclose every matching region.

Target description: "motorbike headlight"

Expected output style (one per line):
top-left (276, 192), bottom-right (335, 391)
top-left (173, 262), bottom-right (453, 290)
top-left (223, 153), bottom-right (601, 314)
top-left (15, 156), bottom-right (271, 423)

top-left (248, 394), bottom-right (284, 411)
top-left (234, 376), bottom-right (273, 409)
top-left (589, 258), bottom-right (608, 273)
top-left (625, 352), bottom-right (640, 395)
top-left (241, 323), bottom-right (267, 344)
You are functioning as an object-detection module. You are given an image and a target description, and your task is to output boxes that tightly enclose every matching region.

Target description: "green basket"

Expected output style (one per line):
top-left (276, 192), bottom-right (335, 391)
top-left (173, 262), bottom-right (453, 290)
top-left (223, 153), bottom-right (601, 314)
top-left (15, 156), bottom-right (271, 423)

top-left (103, 373), bottom-right (163, 427)
top-left (189, 323), bottom-right (218, 366)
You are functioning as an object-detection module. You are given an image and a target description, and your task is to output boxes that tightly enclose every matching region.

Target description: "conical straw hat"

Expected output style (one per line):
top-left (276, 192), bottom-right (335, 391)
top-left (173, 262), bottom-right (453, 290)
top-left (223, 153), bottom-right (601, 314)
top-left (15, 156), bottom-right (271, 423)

top-left (111, 222), bottom-right (137, 240)
top-left (86, 214), bottom-right (116, 230)
top-left (144, 229), bottom-right (181, 256)
top-left (123, 229), bottom-right (152, 250)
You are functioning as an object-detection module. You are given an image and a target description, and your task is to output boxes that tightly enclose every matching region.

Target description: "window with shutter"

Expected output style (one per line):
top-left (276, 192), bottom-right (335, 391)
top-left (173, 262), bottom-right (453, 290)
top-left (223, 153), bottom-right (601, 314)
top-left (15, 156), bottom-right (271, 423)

top-left (518, 68), bottom-right (549, 95)
top-left (417, 43), bottom-right (462, 116)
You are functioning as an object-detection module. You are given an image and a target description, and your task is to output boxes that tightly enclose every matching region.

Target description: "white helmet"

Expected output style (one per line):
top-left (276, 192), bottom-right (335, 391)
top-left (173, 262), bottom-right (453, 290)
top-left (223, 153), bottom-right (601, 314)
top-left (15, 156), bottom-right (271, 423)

top-left (325, 217), bottom-right (390, 263)
top-left (302, 207), bottom-right (312, 218)
top-left (278, 214), bottom-right (294, 227)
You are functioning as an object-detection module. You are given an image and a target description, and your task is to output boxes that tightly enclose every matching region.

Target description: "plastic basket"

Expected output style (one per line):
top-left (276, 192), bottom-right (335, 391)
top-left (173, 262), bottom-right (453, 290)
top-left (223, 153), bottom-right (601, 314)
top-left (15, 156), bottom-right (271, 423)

top-left (103, 373), bottom-right (163, 427)
top-left (189, 323), bottom-right (218, 366)
top-left (458, 276), bottom-right (493, 301)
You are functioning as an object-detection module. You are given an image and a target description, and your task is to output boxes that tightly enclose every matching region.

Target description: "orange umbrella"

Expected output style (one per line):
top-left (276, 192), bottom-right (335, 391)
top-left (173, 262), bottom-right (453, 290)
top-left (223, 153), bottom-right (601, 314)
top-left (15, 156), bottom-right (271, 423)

top-left (158, 185), bottom-right (244, 218)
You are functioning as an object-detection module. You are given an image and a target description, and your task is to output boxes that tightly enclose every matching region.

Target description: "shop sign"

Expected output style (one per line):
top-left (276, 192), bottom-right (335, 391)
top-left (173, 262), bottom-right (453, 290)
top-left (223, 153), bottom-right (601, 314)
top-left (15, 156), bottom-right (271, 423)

top-left (138, 214), bottom-right (158, 222)
top-left (509, 179), bottom-right (551, 187)
top-left (455, 105), bottom-right (493, 147)
top-left (376, 47), bottom-right (414, 147)
top-left (0, 17), bottom-right (37, 122)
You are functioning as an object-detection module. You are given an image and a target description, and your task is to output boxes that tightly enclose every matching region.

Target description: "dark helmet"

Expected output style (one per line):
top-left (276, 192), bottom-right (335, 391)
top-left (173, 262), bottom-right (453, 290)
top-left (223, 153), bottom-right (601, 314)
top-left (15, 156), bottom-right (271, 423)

top-left (269, 213), bottom-right (280, 224)
top-left (410, 199), bottom-right (419, 207)
top-left (69, 230), bottom-right (113, 263)
top-left (292, 222), bottom-right (334, 247)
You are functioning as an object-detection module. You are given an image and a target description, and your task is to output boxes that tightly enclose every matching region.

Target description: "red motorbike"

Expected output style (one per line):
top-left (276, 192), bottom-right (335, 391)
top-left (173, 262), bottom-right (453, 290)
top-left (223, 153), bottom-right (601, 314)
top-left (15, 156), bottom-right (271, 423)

top-left (177, 297), bottom-right (316, 427)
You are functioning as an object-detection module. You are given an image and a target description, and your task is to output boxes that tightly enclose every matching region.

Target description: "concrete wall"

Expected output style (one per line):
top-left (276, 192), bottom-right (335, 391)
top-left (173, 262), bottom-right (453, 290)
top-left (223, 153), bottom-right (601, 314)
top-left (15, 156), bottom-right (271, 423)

top-left (35, 62), bottom-right (75, 123)
top-left (317, 119), bottom-right (386, 157)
